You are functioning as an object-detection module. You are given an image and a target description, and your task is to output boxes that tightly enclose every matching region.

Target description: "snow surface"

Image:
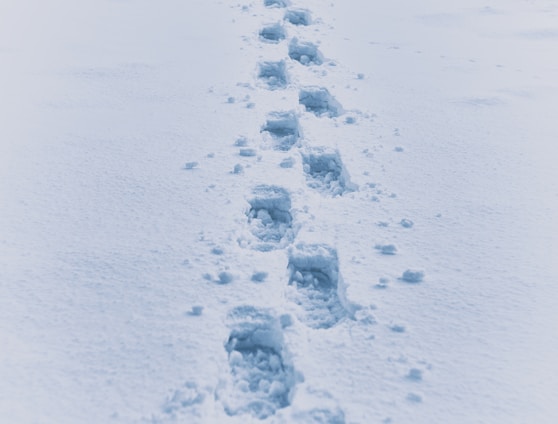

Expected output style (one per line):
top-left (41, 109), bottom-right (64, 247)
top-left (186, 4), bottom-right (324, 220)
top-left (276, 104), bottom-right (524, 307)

top-left (1, 0), bottom-right (558, 423)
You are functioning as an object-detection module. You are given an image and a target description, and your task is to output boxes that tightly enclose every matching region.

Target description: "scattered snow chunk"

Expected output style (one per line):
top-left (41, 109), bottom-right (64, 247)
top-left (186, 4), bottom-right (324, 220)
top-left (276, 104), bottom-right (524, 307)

top-left (240, 148), bottom-right (257, 157)
top-left (390, 324), bottom-right (406, 333)
top-left (375, 277), bottom-right (390, 289)
top-left (233, 164), bottom-right (244, 174)
top-left (400, 218), bottom-right (414, 228)
top-left (401, 270), bottom-right (424, 283)
top-left (394, 146), bottom-right (404, 152)
top-left (407, 368), bottom-right (423, 381)
top-left (184, 161), bottom-right (199, 170)
top-left (188, 306), bottom-right (204, 316)
top-left (374, 244), bottom-right (397, 255)
top-left (218, 271), bottom-right (234, 285)
top-left (211, 247), bottom-right (224, 255)
top-left (235, 137), bottom-right (248, 147)
top-left (251, 271), bottom-right (268, 283)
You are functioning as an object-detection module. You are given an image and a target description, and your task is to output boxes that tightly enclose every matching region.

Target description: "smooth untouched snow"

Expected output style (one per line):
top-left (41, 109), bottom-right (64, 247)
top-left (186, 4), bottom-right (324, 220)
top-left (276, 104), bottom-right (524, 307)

top-left (1, 0), bottom-right (558, 423)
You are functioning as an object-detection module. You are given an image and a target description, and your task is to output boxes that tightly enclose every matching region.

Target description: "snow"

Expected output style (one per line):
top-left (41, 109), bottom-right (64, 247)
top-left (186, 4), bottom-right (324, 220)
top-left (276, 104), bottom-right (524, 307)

top-left (1, 0), bottom-right (558, 423)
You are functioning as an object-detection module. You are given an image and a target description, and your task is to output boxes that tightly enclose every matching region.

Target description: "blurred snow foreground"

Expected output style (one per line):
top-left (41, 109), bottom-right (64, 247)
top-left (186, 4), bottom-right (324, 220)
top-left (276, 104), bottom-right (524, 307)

top-left (1, 0), bottom-right (558, 423)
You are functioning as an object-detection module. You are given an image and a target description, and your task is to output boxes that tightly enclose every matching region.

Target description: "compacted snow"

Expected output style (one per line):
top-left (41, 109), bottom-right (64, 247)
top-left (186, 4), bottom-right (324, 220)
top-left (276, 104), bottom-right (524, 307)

top-left (1, 0), bottom-right (558, 423)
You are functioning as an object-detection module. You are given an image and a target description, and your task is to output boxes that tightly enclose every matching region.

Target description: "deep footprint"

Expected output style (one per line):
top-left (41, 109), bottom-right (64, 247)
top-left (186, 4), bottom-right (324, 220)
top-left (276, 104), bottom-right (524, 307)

top-left (288, 38), bottom-right (323, 65)
top-left (299, 87), bottom-right (343, 117)
top-left (284, 9), bottom-right (311, 26)
top-left (245, 185), bottom-right (294, 251)
top-left (218, 306), bottom-right (296, 420)
top-left (261, 111), bottom-right (301, 151)
top-left (259, 23), bottom-right (286, 43)
top-left (258, 60), bottom-right (288, 90)
top-left (287, 243), bottom-right (348, 329)
top-left (264, 0), bottom-right (290, 8)
top-left (302, 147), bottom-right (356, 196)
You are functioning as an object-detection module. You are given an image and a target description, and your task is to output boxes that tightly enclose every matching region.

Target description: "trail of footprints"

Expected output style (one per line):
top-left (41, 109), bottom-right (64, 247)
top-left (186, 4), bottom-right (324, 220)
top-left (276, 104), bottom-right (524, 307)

top-left (222, 3), bottom-right (355, 418)
top-left (169, 1), bottom-right (424, 420)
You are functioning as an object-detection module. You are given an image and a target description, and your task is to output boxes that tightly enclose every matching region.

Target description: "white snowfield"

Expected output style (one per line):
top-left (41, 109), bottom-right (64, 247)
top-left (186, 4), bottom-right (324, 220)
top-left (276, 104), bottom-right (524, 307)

top-left (1, 0), bottom-right (557, 423)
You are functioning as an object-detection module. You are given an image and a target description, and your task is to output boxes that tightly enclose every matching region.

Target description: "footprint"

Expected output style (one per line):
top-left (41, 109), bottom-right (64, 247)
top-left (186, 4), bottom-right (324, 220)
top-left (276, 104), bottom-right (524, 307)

top-left (259, 23), bottom-right (286, 43)
top-left (301, 147), bottom-right (357, 196)
top-left (258, 60), bottom-right (288, 90)
top-left (287, 243), bottom-right (349, 329)
top-left (284, 9), bottom-right (311, 26)
top-left (299, 86), bottom-right (343, 117)
top-left (289, 38), bottom-right (323, 66)
top-left (264, 0), bottom-right (290, 8)
top-left (217, 306), bottom-right (296, 419)
top-left (261, 111), bottom-right (301, 151)
top-left (244, 185), bottom-right (295, 251)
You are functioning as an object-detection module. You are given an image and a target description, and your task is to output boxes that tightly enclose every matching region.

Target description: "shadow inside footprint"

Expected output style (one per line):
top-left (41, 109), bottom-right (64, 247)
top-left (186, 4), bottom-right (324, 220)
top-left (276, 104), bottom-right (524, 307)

top-left (261, 111), bottom-right (301, 151)
top-left (245, 185), bottom-right (294, 251)
top-left (218, 306), bottom-right (296, 419)
top-left (299, 87), bottom-right (343, 117)
top-left (301, 147), bottom-right (357, 196)
top-left (259, 23), bottom-right (286, 43)
top-left (265, 0), bottom-right (290, 8)
top-left (288, 38), bottom-right (323, 65)
top-left (284, 8), bottom-right (311, 26)
top-left (258, 60), bottom-right (288, 90)
top-left (287, 244), bottom-right (349, 329)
